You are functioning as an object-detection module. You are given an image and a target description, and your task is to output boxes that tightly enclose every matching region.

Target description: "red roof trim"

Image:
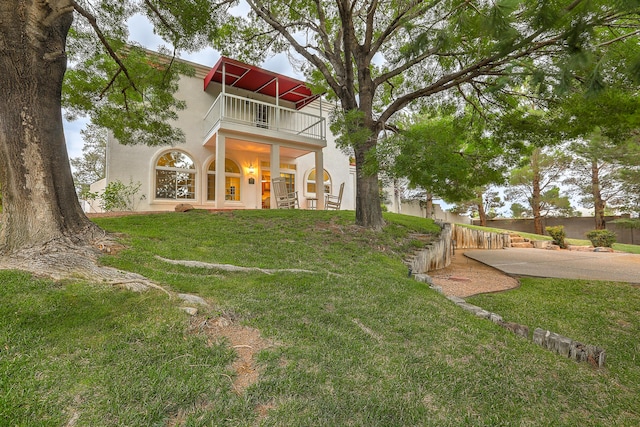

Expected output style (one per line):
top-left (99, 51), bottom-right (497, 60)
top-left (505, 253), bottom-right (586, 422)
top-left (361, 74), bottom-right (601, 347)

top-left (204, 56), bottom-right (321, 110)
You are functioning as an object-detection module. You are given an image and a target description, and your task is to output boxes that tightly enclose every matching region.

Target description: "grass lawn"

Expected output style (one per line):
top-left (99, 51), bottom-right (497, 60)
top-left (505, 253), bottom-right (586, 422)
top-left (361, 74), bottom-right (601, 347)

top-left (1, 210), bottom-right (639, 425)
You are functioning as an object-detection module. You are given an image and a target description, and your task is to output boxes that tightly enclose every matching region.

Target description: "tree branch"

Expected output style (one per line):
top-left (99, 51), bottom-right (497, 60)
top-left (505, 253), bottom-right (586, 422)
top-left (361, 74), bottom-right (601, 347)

top-left (597, 28), bottom-right (640, 47)
top-left (143, 0), bottom-right (180, 44)
top-left (71, 0), bottom-right (140, 94)
top-left (99, 67), bottom-right (122, 99)
top-left (247, 0), bottom-right (346, 100)
top-left (368, 0), bottom-right (432, 61)
top-left (377, 33), bottom-right (563, 125)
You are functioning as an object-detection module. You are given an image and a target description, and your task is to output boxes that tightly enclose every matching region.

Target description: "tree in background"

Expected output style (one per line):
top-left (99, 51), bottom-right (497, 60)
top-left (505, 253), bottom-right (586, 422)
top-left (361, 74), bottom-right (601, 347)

top-left (70, 124), bottom-right (107, 198)
top-left (619, 164), bottom-right (640, 216)
top-left (565, 132), bottom-right (633, 229)
top-left (393, 182), bottom-right (437, 219)
top-left (381, 109), bottom-right (511, 225)
top-left (510, 202), bottom-right (529, 219)
top-left (450, 188), bottom-right (505, 226)
top-left (555, 87), bottom-right (640, 229)
top-left (506, 148), bottom-right (574, 235)
top-left (226, 0), bottom-right (640, 229)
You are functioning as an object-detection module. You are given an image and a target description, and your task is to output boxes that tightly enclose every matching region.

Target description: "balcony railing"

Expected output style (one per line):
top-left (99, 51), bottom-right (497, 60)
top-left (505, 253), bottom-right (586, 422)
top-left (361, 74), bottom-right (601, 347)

top-left (204, 93), bottom-right (326, 141)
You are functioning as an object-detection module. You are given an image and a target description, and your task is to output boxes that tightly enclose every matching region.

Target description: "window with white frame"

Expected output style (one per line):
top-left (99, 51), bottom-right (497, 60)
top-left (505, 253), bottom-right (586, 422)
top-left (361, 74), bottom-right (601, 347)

top-left (207, 159), bottom-right (242, 201)
top-left (155, 151), bottom-right (196, 200)
top-left (306, 168), bottom-right (331, 196)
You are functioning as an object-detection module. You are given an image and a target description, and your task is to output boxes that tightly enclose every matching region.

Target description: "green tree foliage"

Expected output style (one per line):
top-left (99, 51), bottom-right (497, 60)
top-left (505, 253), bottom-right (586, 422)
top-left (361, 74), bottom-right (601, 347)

top-left (506, 148), bottom-right (574, 234)
top-left (223, 0), bottom-right (640, 228)
top-left (70, 124), bottom-right (107, 198)
top-left (384, 111), bottom-right (510, 205)
top-left (619, 167), bottom-right (640, 215)
top-left (450, 188), bottom-right (505, 226)
top-left (510, 202), bottom-right (529, 218)
top-left (63, 1), bottom-right (236, 147)
top-left (558, 89), bottom-right (640, 143)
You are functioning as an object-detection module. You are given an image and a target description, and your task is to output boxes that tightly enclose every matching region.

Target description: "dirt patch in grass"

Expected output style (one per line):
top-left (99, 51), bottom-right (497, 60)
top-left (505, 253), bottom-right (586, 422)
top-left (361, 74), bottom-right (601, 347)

top-left (188, 314), bottom-right (273, 394)
top-left (429, 250), bottom-right (520, 298)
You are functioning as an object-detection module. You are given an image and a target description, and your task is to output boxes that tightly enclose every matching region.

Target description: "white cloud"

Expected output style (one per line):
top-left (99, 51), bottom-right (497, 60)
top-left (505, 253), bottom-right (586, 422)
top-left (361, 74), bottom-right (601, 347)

top-left (263, 53), bottom-right (299, 78)
top-left (127, 14), bottom-right (165, 49)
top-left (179, 47), bottom-right (219, 67)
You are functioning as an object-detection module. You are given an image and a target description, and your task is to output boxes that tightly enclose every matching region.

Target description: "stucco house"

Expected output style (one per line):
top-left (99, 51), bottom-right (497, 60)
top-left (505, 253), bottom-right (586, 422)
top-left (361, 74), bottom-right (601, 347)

top-left (89, 56), bottom-right (357, 212)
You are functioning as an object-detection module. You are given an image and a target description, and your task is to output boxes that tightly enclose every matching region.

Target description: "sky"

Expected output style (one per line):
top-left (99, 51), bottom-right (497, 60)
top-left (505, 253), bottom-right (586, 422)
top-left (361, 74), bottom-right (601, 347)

top-left (63, 6), bottom-right (297, 160)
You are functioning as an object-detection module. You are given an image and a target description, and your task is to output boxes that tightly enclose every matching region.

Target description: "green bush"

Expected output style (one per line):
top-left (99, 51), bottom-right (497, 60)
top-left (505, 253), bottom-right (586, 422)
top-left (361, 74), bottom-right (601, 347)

top-left (586, 229), bottom-right (617, 248)
top-left (545, 225), bottom-right (567, 249)
top-left (86, 179), bottom-right (145, 212)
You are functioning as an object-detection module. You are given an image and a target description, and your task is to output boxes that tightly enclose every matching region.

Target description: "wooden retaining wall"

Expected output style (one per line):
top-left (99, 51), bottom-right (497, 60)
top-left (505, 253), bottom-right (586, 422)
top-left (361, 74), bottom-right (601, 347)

top-left (452, 224), bottom-right (511, 250)
top-left (407, 224), bottom-right (511, 274)
top-left (406, 222), bottom-right (453, 274)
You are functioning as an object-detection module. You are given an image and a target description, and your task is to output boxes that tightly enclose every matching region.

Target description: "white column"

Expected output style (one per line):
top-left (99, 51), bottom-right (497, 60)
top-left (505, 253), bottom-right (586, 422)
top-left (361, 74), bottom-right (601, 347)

top-left (275, 77), bottom-right (280, 131)
top-left (315, 150), bottom-right (324, 210)
top-left (221, 62), bottom-right (226, 117)
top-left (215, 134), bottom-right (226, 209)
top-left (270, 144), bottom-right (280, 209)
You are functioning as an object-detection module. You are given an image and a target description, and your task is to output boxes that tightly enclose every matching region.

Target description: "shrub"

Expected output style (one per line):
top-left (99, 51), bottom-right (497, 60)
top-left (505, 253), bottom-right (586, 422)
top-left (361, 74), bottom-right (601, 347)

top-left (85, 179), bottom-right (145, 212)
top-left (586, 229), bottom-right (617, 248)
top-left (545, 225), bottom-right (567, 249)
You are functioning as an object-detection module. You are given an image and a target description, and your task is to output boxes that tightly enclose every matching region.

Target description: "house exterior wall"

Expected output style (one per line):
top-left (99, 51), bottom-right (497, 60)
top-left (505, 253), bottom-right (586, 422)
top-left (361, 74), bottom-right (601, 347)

top-left (92, 60), bottom-right (356, 213)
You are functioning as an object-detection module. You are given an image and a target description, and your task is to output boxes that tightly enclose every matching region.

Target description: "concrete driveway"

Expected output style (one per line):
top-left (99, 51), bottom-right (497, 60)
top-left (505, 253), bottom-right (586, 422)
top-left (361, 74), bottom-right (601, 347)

top-left (464, 248), bottom-right (640, 284)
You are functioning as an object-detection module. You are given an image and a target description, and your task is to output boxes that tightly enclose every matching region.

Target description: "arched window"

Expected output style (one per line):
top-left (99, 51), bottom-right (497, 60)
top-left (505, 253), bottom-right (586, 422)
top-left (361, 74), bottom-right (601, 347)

top-left (207, 159), bottom-right (241, 201)
top-left (306, 168), bottom-right (331, 195)
top-left (155, 151), bottom-right (196, 200)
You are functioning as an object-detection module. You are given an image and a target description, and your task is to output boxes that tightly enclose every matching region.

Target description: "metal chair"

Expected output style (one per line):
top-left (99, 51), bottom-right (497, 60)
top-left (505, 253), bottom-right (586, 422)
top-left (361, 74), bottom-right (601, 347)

top-left (272, 177), bottom-right (299, 209)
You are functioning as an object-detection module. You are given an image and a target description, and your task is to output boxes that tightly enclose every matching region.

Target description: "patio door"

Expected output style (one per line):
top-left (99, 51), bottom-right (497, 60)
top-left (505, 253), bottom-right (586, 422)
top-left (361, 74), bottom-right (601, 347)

top-left (261, 172), bottom-right (271, 209)
top-left (260, 164), bottom-right (296, 209)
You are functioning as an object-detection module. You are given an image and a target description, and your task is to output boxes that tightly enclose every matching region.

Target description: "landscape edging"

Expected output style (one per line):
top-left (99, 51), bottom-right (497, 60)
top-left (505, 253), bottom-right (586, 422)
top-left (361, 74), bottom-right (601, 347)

top-left (413, 273), bottom-right (606, 368)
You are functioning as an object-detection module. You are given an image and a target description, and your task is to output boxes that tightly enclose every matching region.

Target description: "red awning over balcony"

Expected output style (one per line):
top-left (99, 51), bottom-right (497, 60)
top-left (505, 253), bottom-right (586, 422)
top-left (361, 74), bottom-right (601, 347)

top-left (203, 56), bottom-right (321, 110)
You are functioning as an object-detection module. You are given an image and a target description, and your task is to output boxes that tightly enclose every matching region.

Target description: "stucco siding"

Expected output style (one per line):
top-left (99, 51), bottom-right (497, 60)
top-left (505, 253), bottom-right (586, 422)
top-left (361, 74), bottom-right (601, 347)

top-left (100, 66), bottom-right (355, 213)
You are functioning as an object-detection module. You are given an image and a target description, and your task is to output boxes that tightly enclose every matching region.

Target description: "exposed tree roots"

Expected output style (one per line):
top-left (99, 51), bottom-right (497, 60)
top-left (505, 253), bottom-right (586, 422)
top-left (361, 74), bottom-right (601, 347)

top-left (0, 233), bottom-right (159, 292)
top-left (155, 256), bottom-right (316, 275)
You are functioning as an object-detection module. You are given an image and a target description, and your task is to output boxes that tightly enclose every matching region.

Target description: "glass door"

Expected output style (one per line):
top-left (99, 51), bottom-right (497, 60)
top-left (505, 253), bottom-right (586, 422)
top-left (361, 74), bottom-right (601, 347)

top-left (261, 172), bottom-right (271, 209)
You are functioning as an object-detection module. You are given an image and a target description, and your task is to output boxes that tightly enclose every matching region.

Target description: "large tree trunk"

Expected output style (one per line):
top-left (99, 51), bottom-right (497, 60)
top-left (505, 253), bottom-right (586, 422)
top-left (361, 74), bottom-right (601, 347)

top-left (424, 193), bottom-right (434, 219)
top-left (0, 1), bottom-right (100, 255)
top-left (591, 160), bottom-right (606, 230)
top-left (529, 150), bottom-right (544, 235)
top-left (354, 140), bottom-right (384, 230)
top-left (476, 190), bottom-right (487, 226)
top-left (351, 48), bottom-right (385, 230)
top-left (477, 202), bottom-right (487, 227)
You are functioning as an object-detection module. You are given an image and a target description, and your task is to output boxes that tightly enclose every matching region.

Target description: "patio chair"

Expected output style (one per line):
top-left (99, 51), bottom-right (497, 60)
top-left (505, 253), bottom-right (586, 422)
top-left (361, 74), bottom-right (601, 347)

top-left (272, 177), bottom-right (299, 209)
top-left (324, 182), bottom-right (344, 210)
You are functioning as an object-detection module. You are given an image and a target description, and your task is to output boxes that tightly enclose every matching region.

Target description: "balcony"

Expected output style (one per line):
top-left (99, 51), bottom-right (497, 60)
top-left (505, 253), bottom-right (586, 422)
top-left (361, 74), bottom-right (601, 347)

top-left (203, 93), bottom-right (326, 146)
